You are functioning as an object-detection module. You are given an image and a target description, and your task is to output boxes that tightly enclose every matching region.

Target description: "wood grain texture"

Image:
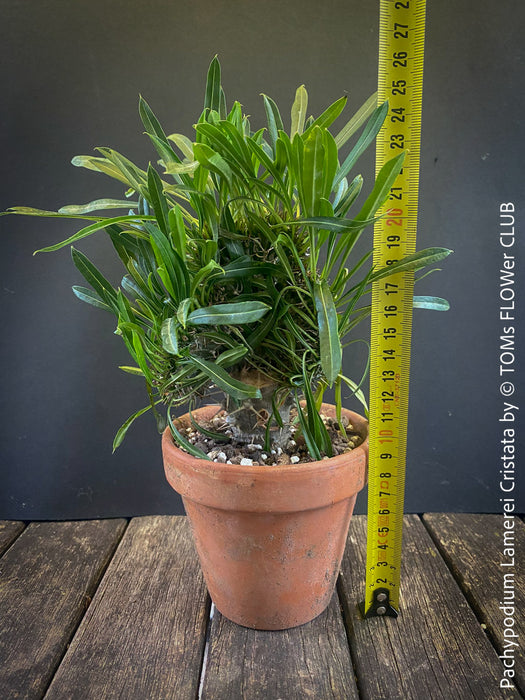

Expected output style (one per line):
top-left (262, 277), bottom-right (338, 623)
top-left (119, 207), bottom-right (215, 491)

top-left (339, 515), bottom-right (513, 700)
top-left (45, 516), bottom-right (209, 700)
top-left (0, 519), bottom-right (126, 700)
top-left (0, 521), bottom-right (25, 556)
top-left (423, 513), bottom-right (525, 696)
top-left (200, 590), bottom-right (358, 699)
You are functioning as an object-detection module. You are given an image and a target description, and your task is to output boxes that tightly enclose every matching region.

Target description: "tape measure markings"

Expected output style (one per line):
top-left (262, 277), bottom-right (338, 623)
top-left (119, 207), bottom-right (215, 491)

top-left (362, 0), bottom-right (426, 618)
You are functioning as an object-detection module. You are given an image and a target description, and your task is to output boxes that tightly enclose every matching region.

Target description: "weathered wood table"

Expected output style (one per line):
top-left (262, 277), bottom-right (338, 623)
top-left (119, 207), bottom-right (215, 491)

top-left (0, 514), bottom-right (523, 699)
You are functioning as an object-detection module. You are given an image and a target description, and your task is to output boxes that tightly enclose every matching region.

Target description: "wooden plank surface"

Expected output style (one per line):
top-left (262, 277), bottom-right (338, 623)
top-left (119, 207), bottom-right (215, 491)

top-left (0, 519), bottom-right (126, 700)
top-left (338, 514), bottom-right (514, 700)
top-left (201, 593), bottom-right (358, 700)
top-left (45, 516), bottom-right (209, 700)
top-left (424, 513), bottom-right (525, 696)
top-left (0, 520), bottom-right (25, 556)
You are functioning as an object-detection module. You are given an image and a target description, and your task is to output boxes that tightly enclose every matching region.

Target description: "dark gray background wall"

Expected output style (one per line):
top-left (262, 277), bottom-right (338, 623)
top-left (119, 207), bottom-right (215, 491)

top-left (1, 0), bottom-right (523, 519)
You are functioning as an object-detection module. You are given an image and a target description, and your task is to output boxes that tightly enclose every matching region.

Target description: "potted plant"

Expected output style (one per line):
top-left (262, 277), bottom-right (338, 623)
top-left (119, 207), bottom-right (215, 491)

top-left (4, 57), bottom-right (451, 629)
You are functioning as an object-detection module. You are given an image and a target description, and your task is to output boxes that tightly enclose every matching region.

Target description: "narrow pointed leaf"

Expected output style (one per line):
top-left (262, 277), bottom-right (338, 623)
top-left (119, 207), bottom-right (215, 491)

top-left (71, 155), bottom-right (131, 184)
top-left (204, 56), bottom-right (222, 113)
top-left (168, 409), bottom-right (211, 460)
top-left (193, 142), bottom-right (233, 184)
top-left (34, 214), bottom-right (155, 254)
top-left (176, 298), bottom-right (193, 328)
top-left (280, 215), bottom-right (375, 233)
top-left (168, 205), bottom-right (187, 259)
top-left (118, 366), bottom-right (144, 376)
top-left (413, 296), bottom-right (450, 311)
top-left (161, 317), bottom-right (180, 354)
top-left (167, 133), bottom-right (195, 160)
top-left (164, 160), bottom-right (199, 175)
top-left (334, 101), bottom-right (389, 186)
top-left (371, 247), bottom-right (453, 282)
top-left (314, 280), bottom-right (342, 385)
top-left (113, 404), bottom-right (152, 452)
top-left (215, 345), bottom-right (249, 367)
top-left (294, 394), bottom-right (322, 461)
top-left (72, 285), bottom-right (112, 312)
top-left (354, 151), bottom-right (406, 223)
top-left (187, 301), bottom-right (270, 325)
top-left (188, 356), bottom-right (262, 400)
top-left (139, 95), bottom-right (169, 144)
top-left (261, 93), bottom-right (284, 152)
top-left (71, 247), bottom-right (118, 312)
top-left (59, 199), bottom-right (138, 215)
top-left (290, 85), bottom-right (308, 137)
top-left (95, 148), bottom-right (148, 194)
top-left (301, 126), bottom-right (325, 216)
top-left (147, 164), bottom-right (170, 235)
top-left (304, 95), bottom-right (347, 134)
top-left (334, 92), bottom-right (378, 149)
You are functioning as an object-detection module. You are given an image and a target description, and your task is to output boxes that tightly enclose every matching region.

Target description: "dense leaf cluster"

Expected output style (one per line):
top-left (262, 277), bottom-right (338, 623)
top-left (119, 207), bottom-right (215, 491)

top-left (5, 58), bottom-right (451, 458)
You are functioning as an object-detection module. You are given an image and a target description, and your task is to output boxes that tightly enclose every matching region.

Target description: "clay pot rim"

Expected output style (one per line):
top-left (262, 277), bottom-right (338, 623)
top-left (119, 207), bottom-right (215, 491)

top-left (164, 403), bottom-right (369, 477)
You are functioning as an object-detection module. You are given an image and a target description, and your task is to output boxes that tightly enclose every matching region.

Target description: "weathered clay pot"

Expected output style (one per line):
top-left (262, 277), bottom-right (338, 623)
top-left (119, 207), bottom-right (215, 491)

top-left (162, 403), bottom-right (368, 630)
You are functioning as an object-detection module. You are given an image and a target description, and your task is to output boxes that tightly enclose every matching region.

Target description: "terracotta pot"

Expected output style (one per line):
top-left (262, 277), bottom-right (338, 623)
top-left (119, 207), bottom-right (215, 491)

top-left (162, 403), bottom-right (368, 630)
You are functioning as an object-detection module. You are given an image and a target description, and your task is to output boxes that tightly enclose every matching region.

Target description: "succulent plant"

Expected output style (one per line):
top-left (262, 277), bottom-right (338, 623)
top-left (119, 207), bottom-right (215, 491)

top-left (4, 57), bottom-right (451, 460)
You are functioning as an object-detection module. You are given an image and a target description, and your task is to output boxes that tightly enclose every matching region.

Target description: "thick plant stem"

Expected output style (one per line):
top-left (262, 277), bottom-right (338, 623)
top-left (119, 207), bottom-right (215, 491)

top-left (223, 370), bottom-right (294, 448)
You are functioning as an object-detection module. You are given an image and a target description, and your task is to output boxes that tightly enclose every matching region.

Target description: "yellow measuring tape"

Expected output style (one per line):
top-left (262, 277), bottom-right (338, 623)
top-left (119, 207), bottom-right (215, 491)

top-left (362, 0), bottom-right (426, 618)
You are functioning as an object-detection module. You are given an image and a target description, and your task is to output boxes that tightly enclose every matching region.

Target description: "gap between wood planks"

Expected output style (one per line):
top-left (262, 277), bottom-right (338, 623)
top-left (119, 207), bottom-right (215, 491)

top-left (39, 519), bottom-right (131, 698)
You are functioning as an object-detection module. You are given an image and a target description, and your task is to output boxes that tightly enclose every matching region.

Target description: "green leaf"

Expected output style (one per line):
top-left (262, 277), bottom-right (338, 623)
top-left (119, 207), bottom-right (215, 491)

top-left (161, 317), bottom-right (180, 355)
top-left (176, 298), bottom-right (193, 328)
top-left (164, 160), bottom-right (199, 175)
top-left (188, 406), bottom-right (230, 442)
top-left (334, 174), bottom-right (363, 217)
top-left (147, 164), bottom-right (170, 235)
top-left (131, 330), bottom-right (153, 383)
top-left (204, 56), bottom-right (222, 113)
top-left (215, 345), bottom-right (249, 367)
top-left (261, 93), bottom-right (284, 153)
top-left (146, 221), bottom-right (189, 300)
top-left (334, 92), bottom-right (378, 149)
top-left (304, 95), bottom-right (347, 134)
top-left (371, 248), bottom-right (453, 282)
top-left (322, 129), bottom-right (338, 200)
top-left (167, 408), bottom-right (211, 460)
top-left (33, 214), bottom-right (155, 254)
top-left (118, 366), bottom-right (144, 376)
top-left (282, 215), bottom-right (375, 233)
top-left (294, 393), bottom-right (322, 461)
top-left (340, 372), bottom-right (369, 416)
top-left (58, 199), bottom-right (138, 215)
top-left (413, 295), bottom-right (450, 311)
top-left (192, 142), bottom-right (233, 184)
top-left (222, 257), bottom-right (285, 280)
top-left (188, 356), bottom-right (262, 400)
top-left (187, 301), bottom-right (270, 325)
top-left (301, 126), bottom-right (325, 216)
top-left (314, 280), bottom-right (342, 385)
top-left (334, 101), bottom-right (388, 187)
top-left (290, 85), bottom-right (308, 137)
top-left (139, 95), bottom-right (170, 145)
top-left (167, 133), bottom-right (195, 160)
top-left (190, 259), bottom-right (223, 298)
top-left (71, 155), bottom-right (131, 185)
top-left (194, 122), bottom-right (248, 179)
top-left (168, 205), bottom-right (187, 259)
top-left (95, 148), bottom-right (148, 194)
top-left (244, 139), bottom-right (292, 211)
top-left (72, 285), bottom-right (112, 312)
top-left (354, 151), bottom-right (406, 223)
top-left (113, 404), bottom-right (152, 452)
top-left (71, 248), bottom-right (118, 312)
